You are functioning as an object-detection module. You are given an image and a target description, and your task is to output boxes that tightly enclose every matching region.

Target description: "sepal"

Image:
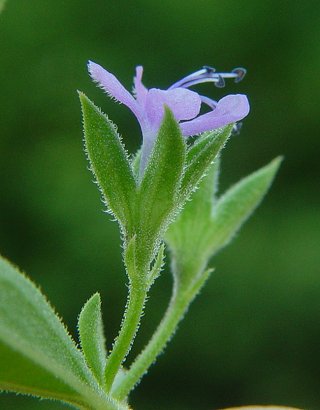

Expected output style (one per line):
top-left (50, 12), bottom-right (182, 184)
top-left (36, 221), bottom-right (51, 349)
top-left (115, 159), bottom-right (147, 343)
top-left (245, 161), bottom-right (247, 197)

top-left (79, 92), bottom-right (137, 232)
top-left (137, 107), bottom-right (186, 260)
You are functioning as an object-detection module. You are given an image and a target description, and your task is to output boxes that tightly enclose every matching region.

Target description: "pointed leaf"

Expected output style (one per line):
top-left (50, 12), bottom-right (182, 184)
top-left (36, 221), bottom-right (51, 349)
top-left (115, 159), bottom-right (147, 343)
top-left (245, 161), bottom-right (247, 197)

top-left (79, 92), bottom-right (137, 231)
top-left (0, 256), bottom-right (123, 410)
top-left (180, 125), bottom-right (232, 202)
top-left (78, 293), bottom-right (107, 387)
top-left (166, 157), bottom-right (281, 290)
top-left (207, 156), bottom-right (283, 255)
top-left (138, 107), bottom-right (186, 243)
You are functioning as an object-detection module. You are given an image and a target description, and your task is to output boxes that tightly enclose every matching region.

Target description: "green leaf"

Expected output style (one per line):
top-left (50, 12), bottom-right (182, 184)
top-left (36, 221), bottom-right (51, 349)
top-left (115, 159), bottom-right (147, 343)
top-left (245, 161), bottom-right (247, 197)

top-left (79, 92), bottom-right (137, 232)
top-left (166, 157), bottom-right (281, 290)
top-left (0, 256), bottom-right (126, 410)
top-left (78, 293), bottom-right (107, 387)
top-left (138, 107), bottom-right (186, 246)
top-left (207, 156), bottom-right (283, 255)
top-left (180, 125), bottom-right (232, 202)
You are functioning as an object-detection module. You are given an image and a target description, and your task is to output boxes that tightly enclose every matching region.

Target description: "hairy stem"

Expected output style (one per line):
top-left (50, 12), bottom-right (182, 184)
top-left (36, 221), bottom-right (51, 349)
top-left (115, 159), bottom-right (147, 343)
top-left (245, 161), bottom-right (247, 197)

top-left (104, 279), bottom-right (147, 392)
top-left (112, 289), bottom-right (186, 400)
top-left (112, 268), bottom-right (210, 401)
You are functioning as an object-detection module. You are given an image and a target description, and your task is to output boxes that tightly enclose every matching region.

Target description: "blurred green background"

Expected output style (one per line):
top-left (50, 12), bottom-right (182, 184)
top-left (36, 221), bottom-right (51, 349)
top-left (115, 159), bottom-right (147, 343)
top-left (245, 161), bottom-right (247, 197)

top-left (0, 0), bottom-right (319, 409)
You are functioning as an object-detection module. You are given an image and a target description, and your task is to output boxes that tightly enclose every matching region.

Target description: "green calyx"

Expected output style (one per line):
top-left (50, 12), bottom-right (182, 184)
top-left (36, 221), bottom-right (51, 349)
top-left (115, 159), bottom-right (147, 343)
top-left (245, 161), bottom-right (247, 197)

top-left (80, 94), bottom-right (231, 274)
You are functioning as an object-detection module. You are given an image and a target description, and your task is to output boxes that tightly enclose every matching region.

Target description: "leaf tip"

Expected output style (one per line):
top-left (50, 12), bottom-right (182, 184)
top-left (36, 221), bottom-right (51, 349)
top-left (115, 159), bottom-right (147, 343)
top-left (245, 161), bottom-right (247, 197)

top-left (262, 155), bottom-right (283, 183)
top-left (80, 292), bottom-right (102, 318)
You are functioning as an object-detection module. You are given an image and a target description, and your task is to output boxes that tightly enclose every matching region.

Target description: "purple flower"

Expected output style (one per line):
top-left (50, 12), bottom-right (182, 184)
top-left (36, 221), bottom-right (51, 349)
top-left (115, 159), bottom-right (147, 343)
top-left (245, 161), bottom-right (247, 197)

top-left (88, 62), bottom-right (250, 171)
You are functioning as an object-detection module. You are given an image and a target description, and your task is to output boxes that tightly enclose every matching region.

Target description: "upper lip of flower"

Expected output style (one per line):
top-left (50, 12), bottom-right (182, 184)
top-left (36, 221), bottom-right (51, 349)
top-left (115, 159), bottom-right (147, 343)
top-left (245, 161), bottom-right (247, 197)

top-left (88, 61), bottom-right (250, 170)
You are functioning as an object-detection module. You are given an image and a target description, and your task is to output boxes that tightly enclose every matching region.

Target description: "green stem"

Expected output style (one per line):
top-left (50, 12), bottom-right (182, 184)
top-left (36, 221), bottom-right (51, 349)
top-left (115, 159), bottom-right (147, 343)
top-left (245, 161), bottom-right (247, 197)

top-left (112, 268), bottom-right (210, 401)
top-left (104, 280), bottom-right (147, 392)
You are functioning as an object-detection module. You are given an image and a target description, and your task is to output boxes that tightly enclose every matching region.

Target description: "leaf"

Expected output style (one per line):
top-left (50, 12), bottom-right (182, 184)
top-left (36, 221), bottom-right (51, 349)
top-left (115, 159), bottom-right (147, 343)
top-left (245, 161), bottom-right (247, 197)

top-left (78, 293), bottom-right (107, 387)
top-left (180, 125), bottom-right (232, 202)
top-left (79, 92), bottom-right (137, 232)
top-left (138, 107), bottom-right (186, 232)
top-left (207, 156), bottom-right (283, 256)
top-left (166, 157), bottom-right (281, 290)
top-left (137, 107), bottom-right (186, 260)
top-left (0, 256), bottom-right (125, 410)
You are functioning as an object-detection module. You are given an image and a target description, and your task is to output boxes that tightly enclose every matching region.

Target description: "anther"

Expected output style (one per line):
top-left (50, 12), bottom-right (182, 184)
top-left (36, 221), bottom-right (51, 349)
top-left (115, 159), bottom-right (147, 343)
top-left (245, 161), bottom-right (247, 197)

top-left (232, 67), bottom-right (246, 83)
top-left (215, 75), bottom-right (225, 88)
top-left (203, 65), bottom-right (216, 74)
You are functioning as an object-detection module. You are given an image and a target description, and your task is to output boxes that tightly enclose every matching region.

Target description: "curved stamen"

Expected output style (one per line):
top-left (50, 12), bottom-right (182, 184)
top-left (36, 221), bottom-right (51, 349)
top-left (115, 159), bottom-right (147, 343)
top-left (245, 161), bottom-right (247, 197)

top-left (175, 76), bottom-right (223, 88)
top-left (168, 66), bottom-right (216, 90)
top-left (169, 66), bottom-right (246, 90)
top-left (167, 66), bottom-right (247, 136)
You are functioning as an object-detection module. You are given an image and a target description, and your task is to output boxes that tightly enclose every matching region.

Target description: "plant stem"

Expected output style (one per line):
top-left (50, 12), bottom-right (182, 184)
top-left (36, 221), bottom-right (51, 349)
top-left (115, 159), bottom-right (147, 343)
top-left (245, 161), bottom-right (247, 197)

top-left (112, 264), bottom-right (211, 401)
top-left (112, 291), bottom-right (185, 400)
top-left (104, 279), bottom-right (147, 392)
top-left (112, 280), bottom-right (200, 400)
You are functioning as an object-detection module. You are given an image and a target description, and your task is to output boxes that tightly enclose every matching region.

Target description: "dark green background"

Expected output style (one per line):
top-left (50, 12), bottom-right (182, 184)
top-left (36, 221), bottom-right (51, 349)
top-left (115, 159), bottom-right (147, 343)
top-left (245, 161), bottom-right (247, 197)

top-left (1, 1), bottom-right (319, 409)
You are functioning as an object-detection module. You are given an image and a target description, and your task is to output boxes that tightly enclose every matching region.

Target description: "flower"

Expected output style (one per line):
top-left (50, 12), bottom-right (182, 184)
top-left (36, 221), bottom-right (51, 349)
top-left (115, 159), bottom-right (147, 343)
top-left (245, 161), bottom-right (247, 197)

top-left (88, 62), bottom-right (250, 171)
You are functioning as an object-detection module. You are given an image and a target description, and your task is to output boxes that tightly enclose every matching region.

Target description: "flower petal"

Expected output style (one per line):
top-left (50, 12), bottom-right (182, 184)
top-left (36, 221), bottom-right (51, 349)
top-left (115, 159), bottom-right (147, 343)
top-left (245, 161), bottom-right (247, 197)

top-left (88, 61), bottom-right (143, 122)
top-left (180, 94), bottom-right (250, 137)
top-left (145, 88), bottom-right (201, 131)
top-left (133, 66), bottom-right (148, 106)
